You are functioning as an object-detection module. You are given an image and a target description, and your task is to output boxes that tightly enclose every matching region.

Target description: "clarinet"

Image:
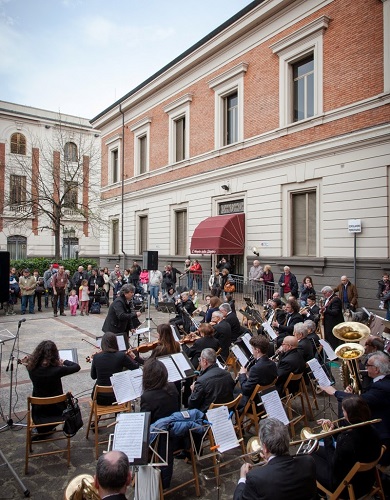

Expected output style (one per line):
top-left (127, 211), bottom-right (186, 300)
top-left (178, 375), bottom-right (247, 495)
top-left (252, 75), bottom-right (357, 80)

top-left (270, 346), bottom-right (284, 362)
top-left (234, 356), bottom-right (256, 383)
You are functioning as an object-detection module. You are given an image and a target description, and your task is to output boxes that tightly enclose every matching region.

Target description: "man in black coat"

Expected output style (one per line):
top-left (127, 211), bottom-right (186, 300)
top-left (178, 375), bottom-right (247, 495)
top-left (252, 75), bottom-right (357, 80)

top-left (302, 294), bottom-right (320, 325)
top-left (294, 322), bottom-right (314, 362)
top-left (170, 291), bottom-right (196, 334)
top-left (94, 450), bottom-right (131, 500)
top-left (320, 286), bottom-right (344, 350)
top-left (272, 300), bottom-right (303, 347)
top-left (102, 284), bottom-right (142, 346)
top-left (210, 310), bottom-right (232, 360)
top-left (233, 417), bottom-right (317, 500)
top-left (275, 335), bottom-right (306, 395)
top-left (188, 348), bottom-right (235, 413)
top-left (278, 266), bottom-right (299, 299)
top-left (219, 303), bottom-right (241, 342)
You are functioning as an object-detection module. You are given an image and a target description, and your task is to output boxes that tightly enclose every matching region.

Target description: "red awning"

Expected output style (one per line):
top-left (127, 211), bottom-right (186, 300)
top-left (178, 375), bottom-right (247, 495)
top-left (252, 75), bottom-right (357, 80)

top-left (190, 213), bottom-right (245, 255)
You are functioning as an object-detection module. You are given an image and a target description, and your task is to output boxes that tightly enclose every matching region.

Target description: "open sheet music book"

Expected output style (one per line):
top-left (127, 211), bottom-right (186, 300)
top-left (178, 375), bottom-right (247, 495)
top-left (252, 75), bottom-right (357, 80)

top-left (306, 358), bottom-right (332, 387)
top-left (110, 368), bottom-right (144, 403)
top-left (170, 325), bottom-right (181, 343)
top-left (206, 405), bottom-right (240, 453)
top-left (231, 344), bottom-right (249, 367)
top-left (58, 348), bottom-right (78, 364)
top-left (260, 387), bottom-right (289, 426)
top-left (158, 352), bottom-right (195, 382)
top-left (241, 332), bottom-right (253, 352)
top-left (113, 412), bottom-right (151, 465)
top-left (319, 339), bottom-right (338, 361)
top-left (262, 321), bottom-right (277, 340)
top-left (96, 334), bottom-right (127, 352)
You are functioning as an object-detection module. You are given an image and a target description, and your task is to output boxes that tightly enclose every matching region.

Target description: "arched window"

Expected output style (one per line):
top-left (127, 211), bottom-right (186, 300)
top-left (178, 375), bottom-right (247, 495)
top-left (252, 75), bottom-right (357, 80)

top-left (7, 235), bottom-right (27, 260)
top-left (10, 133), bottom-right (26, 155)
top-left (64, 142), bottom-right (78, 162)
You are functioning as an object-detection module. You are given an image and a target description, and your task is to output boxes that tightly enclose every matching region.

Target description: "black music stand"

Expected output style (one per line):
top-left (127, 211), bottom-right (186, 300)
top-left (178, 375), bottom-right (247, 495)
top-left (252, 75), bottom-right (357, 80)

top-left (158, 302), bottom-right (176, 319)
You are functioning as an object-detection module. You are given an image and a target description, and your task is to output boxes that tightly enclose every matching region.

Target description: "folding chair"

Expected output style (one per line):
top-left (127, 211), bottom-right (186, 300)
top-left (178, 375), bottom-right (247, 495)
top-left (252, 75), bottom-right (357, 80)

top-left (281, 372), bottom-right (308, 438)
top-left (209, 394), bottom-right (245, 454)
top-left (317, 445), bottom-right (386, 500)
top-left (86, 385), bottom-right (131, 459)
top-left (25, 394), bottom-right (71, 474)
top-left (238, 380), bottom-right (277, 435)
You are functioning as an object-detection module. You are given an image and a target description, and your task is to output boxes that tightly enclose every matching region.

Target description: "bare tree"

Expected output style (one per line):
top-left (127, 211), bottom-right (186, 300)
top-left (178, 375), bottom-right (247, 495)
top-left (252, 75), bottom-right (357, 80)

top-left (4, 116), bottom-right (102, 259)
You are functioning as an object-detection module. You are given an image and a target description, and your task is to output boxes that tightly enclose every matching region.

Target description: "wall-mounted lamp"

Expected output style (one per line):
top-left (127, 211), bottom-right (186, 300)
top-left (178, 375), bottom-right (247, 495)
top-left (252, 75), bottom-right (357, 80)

top-left (94, 133), bottom-right (100, 138)
top-left (221, 184), bottom-right (229, 191)
top-left (252, 246), bottom-right (259, 257)
top-left (45, 125), bottom-right (51, 129)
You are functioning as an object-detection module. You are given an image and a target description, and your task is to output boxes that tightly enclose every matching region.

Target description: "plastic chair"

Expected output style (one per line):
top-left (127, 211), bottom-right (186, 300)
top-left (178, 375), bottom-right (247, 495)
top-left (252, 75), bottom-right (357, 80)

top-left (25, 394), bottom-right (71, 474)
top-left (317, 445), bottom-right (386, 500)
top-left (85, 385), bottom-right (131, 459)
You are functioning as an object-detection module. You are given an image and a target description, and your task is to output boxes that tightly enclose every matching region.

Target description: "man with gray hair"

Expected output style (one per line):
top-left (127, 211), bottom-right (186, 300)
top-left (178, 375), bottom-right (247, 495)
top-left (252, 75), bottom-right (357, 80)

top-left (94, 450), bottom-right (131, 499)
top-left (188, 348), bottom-right (235, 413)
top-left (248, 259), bottom-right (264, 304)
top-left (219, 302), bottom-right (241, 342)
top-left (233, 417), bottom-right (317, 500)
top-left (320, 285), bottom-right (344, 350)
top-left (294, 322), bottom-right (314, 362)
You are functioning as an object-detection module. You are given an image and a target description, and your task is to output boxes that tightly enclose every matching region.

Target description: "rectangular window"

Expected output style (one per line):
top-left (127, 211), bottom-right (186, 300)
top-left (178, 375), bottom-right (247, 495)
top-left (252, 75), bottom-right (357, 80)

top-left (175, 210), bottom-right (187, 255)
top-left (10, 175), bottom-right (26, 206)
top-left (139, 135), bottom-right (147, 174)
top-left (293, 55), bottom-right (314, 122)
top-left (111, 219), bottom-right (119, 255)
top-left (292, 191), bottom-right (316, 256)
top-left (175, 117), bottom-right (186, 162)
top-left (224, 92), bottom-right (238, 145)
top-left (139, 216), bottom-right (148, 253)
top-left (111, 149), bottom-right (119, 183)
top-left (63, 181), bottom-right (78, 208)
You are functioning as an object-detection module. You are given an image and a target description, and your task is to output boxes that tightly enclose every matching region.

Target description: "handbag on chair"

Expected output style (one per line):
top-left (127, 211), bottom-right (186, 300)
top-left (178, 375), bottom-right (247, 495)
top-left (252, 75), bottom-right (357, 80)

top-left (62, 392), bottom-right (83, 437)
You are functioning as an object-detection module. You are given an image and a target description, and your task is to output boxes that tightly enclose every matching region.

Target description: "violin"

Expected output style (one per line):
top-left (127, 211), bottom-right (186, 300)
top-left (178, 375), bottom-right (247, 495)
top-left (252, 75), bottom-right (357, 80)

top-left (132, 340), bottom-right (160, 354)
top-left (179, 332), bottom-right (200, 345)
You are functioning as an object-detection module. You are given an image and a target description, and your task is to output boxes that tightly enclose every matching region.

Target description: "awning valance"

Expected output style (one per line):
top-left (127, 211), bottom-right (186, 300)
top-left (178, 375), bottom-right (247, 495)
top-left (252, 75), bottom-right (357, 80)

top-left (190, 213), bottom-right (245, 255)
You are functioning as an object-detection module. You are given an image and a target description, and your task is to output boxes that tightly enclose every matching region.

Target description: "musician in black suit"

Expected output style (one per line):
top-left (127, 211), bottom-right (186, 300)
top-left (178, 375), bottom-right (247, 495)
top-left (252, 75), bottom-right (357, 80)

top-left (275, 335), bottom-right (306, 395)
top-left (294, 322), bottom-right (314, 362)
top-left (272, 299), bottom-right (303, 347)
top-left (170, 291), bottom-right (196, 334)
top-left (95, 450), bottom-right (131, 500)
top-left (320, 286), bottom-right (344, 350)
top-left (183, 323), bottom-right (220, 369)
top-left (302, 294), bottom-right (320, 325)
top-left (233, 417), bottom-right (317, 500)
top-left (237, 336), bottom-right (277, 408)
top-left (210, 310), bottom-right (231, 360)
top-left (219, 303), bottom-right (241, 342)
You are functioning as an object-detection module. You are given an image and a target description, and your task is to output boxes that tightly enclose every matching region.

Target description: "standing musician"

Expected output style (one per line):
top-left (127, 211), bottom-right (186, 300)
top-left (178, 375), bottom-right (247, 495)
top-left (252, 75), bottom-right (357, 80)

top-left (23, 340), bottom-right (80, 439)
top-left (91, 332), bottom-right (140, 405)
top-left (149, 323), bottom-right (180, 359)
top-left (237, 336), bottom-right (277, 408)
top-left (272, 299), bottom-right (303, 348)
top-left (210, 310), bottom-right (231, 360)
top-left (313, 397), bottom-right (382, 498)
top-left (233, 417), bottom-right (317, 500)
top-left (182, 323), bottom-right (220, 370)
top-left (170, 291), bottom-right (196, 334)
top-left (320, 286), bottom-right (344, 350)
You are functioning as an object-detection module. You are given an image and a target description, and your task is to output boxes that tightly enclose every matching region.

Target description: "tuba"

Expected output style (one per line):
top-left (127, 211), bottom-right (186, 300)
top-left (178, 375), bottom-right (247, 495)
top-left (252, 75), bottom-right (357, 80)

top-left (64, 475), bottom-right (100, 500)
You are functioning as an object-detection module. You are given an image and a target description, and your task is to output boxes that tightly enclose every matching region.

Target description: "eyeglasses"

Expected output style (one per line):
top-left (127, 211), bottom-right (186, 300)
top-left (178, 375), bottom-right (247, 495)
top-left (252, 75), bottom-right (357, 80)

top-left (282, 343), bottom-right (291, 347)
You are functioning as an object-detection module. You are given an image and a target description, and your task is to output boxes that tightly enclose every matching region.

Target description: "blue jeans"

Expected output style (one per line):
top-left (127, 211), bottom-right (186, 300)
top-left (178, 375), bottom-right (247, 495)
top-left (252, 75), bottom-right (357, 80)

top-left (149, 285), bottom-right (160, 307)
top-left (21, 295), bottom-right (34, 313)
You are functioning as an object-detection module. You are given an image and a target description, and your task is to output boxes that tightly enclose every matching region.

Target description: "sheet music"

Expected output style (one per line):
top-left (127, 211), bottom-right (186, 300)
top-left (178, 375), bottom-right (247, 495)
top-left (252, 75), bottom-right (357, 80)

top-left (96, 335), bottom-right (127, 351)
top-left (242, 333), bottom-right (252, 352)
top-left (171, 352), bottom-right (193, 377)
top-left (113, 413), bottom-right (146, 461)
top-left (261, 389), bottom-right (289, 426)
top-left (262, 321), bottom-right (277, 340)
top-left (135, 327), bottom-right (150, 336)
top-left (307, 358), bottom-right (332, 387)
top-left (206, 406), bottom-right (239, 453)
top-left (319, 339), bottom-right (338, 361)
top-left (110, 368), bottom-right (143, 403)
top-left (159, 356), bottom-right (183, 382)
top-left (231, 344), bottom-right (249, 367)
top-left (171, 325), bottom-right (181, 343)
top-left (58, 349), bottom-right (75, 363)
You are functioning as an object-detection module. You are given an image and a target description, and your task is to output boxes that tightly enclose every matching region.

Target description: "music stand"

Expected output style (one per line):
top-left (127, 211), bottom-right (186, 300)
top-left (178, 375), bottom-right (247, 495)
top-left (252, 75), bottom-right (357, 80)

top-left (158, 302), bottom-right (175, 319)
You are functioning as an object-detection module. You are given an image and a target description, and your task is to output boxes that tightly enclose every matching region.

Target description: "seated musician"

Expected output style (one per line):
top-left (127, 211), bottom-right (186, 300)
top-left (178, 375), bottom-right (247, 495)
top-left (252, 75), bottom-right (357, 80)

top-left (293, 322), bottom-right (314, 362)
top-left (24, 340), bottom-right (80, 439)
top-left (194, 294), bottom-right (211, 322)
top-left (305, 319), bottom-right (321, 354)
top-left (265, 297), bottom-right (286, 325)
top-left (94, 451), bottom-right (131, 500)
top-left (360, 336), bottom-right (385, 390)
top-left (210, 310), bottom-right (231, 360)
top-left (272, 299), bottom-right (303, 348)
top-left (313, 396), bottom-right (381, 498)
top-left (219, 303), bottom-right (241, 343)
top-left (205, 296), bottom-right (222, 323)
top-left (149, 323), bottom-right (180, 359)
top-left (91, 331), bottom-right (140, 405)
top-left (237, 336), bottom-right (277, 408)
top-left (274, 335), bottom-right (306, 395)
top-left (233, 417), bottom-right (317, 500)
top-left (182, 323), bottom-right (220, 369)
top-left (188, 348), bottom-right (235, 413)
top-left (302, 294), bottom-right (320, 325)
top-left (170, 292), bottom-right (196, 334)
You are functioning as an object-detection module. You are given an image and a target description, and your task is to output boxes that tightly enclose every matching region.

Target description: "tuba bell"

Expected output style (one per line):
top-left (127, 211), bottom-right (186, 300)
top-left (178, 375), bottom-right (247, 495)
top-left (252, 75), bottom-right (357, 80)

top-left (64, 474), bottom-right (100, 500)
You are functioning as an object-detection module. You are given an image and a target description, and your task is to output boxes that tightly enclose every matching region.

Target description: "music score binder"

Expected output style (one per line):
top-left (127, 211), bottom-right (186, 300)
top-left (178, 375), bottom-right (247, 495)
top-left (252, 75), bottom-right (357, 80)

top-left (113, 412), bottom-right (151, 465)
top-left (260, 387), bottom-right (289, 426)
top-left (58, 348), bottom-right (78, 364)
top-left (110, 368), bottom-right (144, 404)
top-left (158, 351), bottom-right (195, 382)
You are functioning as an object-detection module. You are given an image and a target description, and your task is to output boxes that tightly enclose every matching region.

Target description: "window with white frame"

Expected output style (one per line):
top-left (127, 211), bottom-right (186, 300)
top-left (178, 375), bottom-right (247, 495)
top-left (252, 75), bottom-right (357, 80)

top-left (208, 62), bottom-right (248, 149)
top-left (10, 133), bottom-right (26, 155)
top-left (291, 190), bottom-right (316, 257)
top-left (7, 235), bottom-right (27, 260)
top-left (111, 219), bottom-right (119, 255)
top-left (164, 94), bottom-right (192, 164)
top-left (130, 118), bottom-right (151, 175)
top-left (138, 215), bottom-right (148, 254)
top-left (175, 209), bottom-right (187, 256)
top-left (111, 149), bottom-right (119, 183)
top-left (270, 16), bottom-right (330, 127)
top-left (105, 134), bottom-right (122, 185)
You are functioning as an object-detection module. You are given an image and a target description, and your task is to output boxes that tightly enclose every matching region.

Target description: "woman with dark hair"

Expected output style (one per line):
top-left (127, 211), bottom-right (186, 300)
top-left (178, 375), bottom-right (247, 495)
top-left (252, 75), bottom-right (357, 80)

top-left (150, 323), bottom-right (180, 359)
top-left (24, 340), bottom-right (80, 437)
top-left (313, 396), bottom-right (382, 498)
top-left (183, 323), bottom-right (220, 369)
top-left (91, 332), bottom-right (140, 405)
top-left (299, 276), bottom-right (316, 307)
top-left (205, 296), bottom-right (222, 323)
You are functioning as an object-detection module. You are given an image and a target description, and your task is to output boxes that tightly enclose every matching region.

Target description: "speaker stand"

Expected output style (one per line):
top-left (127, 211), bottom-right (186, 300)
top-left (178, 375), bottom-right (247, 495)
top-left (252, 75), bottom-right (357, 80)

top-left (145, 292), bottom-right (158, 341)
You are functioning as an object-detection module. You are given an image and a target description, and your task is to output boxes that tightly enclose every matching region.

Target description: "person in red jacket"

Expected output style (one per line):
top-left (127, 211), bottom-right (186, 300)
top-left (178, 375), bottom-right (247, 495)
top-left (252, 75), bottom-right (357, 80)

top-left (189, 259), bottom-right (202, 292)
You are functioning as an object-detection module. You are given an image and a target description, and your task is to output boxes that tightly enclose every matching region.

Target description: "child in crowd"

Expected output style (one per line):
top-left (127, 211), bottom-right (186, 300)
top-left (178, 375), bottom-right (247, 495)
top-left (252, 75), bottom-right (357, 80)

top-left (68, 289), bottom-right (79, 316)
top-left (79, 279), bottom-right (90, 316)
top-left (140, 268), bottom-right (149, 293)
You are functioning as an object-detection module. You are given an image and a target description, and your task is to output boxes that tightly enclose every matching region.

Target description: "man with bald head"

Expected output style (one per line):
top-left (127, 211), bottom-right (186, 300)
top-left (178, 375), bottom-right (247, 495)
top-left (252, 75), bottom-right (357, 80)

top-left (95, 450), bottom-right (131, 499)
top-left (333, 275), bottom-right (358, 311)
top-left (275, 335), bottom-right (305, 395)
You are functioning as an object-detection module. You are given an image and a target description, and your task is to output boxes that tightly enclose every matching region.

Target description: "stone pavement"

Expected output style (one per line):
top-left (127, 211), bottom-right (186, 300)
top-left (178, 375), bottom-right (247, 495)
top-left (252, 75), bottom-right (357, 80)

top-left (0, 301), bottom-right (340, 500)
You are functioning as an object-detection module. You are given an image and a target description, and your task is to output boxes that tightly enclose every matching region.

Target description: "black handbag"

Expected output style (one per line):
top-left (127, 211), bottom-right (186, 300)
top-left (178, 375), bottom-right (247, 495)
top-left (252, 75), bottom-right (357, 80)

top-left (62, 392), bottom-right (83, 437)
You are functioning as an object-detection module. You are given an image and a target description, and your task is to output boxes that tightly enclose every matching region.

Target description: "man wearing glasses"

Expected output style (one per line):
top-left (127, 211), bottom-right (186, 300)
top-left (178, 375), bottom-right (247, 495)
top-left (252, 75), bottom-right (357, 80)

top-left (274, 335), bottom-right (305, 395)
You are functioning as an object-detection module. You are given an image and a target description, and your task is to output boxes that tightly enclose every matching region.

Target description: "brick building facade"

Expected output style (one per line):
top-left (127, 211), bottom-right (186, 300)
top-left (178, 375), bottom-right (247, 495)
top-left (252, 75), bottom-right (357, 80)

top-left (91, 0), bottom-right (390, 309)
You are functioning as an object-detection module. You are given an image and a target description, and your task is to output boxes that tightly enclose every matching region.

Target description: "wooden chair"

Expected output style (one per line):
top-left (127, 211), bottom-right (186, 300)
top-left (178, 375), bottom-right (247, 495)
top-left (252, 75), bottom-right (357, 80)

top-left (225, 352), bottom-right (239, 377)
top-left (317, 445), bottom-right (386, 500)
top-left (281, 372), bottom-right (308, 438)
top-left (85, 385), bottom-right (131, 459)
top-left (25, 394), bottom-right (71, 474)
top-left (209, 394), bottom-right (245, 454)
top-left (238, 380), bottom-right (277, 435)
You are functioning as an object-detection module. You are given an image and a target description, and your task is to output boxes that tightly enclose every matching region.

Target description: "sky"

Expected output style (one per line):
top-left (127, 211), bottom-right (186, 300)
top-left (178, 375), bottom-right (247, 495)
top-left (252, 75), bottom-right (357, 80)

top-left (0, 0), bottom-right (251, 119)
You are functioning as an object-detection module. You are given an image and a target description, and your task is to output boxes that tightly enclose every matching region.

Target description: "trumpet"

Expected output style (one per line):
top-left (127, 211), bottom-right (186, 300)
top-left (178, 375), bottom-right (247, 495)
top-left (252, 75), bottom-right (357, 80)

top-left (299, 306), bottom-right (309, 315)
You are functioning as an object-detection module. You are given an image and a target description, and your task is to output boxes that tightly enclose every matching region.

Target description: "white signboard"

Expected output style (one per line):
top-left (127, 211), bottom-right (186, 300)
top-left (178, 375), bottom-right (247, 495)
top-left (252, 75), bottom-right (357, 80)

top-left (348, 219), bottom-right (361, 233)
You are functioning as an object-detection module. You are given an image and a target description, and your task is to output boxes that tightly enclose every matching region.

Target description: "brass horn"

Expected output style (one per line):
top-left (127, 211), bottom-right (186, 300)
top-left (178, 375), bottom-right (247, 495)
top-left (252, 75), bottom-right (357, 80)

top-left (332, 321), bottom-right (370, 342)
top-left (246, 436), bottom-right (263, 463)
top-left (64, 474), bottom-right (100, 500)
